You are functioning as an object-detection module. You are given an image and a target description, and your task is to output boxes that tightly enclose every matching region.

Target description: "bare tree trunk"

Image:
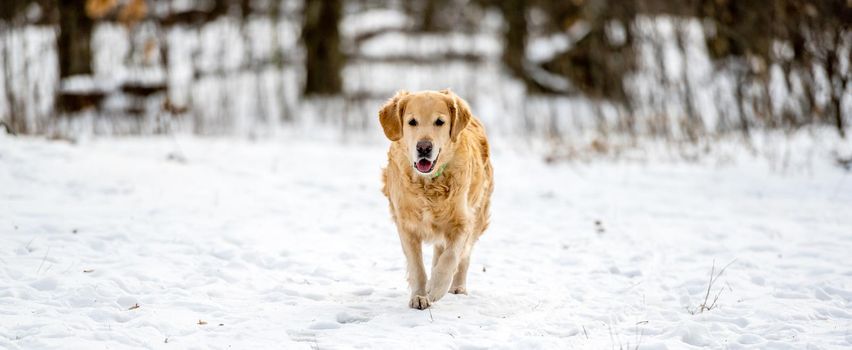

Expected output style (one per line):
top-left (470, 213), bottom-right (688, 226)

top-left (57, 0), bottom-right (94, 78)
top-left (735, 74), bottom-right (751, 138)
top-left (302, 0), bottom-right (343, 96)
top-left (0, 0), bottom-right (29, 22)
top-left (210, 0), bottom-right (229, 19)
top-left (826, 37), bottom-right (846, 138)
top-left (676, 21), bottom-right (701, 142)
top-left (2, 25), bottom-right (23, 134)
top-left (420, 0), bottom-right (446, 31)
top-left (240, 0), bottom-right (252, 19)
top-left (832, 92), bottom-right (845, 138)
top-left (497, 0), bottom-right (529, 90)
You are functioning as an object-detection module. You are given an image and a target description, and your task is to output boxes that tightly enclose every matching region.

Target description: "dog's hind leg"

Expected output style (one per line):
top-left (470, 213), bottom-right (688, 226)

top-left (450, 244), bottom-right (473, 295)
top-left (431, 244), bottom-right (444, 269)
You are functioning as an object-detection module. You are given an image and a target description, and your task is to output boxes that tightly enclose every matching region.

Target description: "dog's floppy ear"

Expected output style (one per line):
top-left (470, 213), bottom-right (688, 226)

top-left (440, 88), bottom-right (471, 142)
top-left (378, 90), bottom-right (409, 141)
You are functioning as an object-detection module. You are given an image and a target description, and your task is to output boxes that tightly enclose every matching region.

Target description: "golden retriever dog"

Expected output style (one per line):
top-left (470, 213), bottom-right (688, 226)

top-left (379, 89), bottom-right (494, 309)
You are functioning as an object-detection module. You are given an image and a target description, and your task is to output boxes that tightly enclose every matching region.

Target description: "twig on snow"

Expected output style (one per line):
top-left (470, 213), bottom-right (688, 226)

top-left (634, 321), bottom-right (647, 350)
top-left (36, 247), bottom-right (50, 274)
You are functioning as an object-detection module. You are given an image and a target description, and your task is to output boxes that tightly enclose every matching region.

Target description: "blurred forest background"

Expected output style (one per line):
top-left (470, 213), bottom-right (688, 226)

top-left (0, 0), bottom-right (850, 146)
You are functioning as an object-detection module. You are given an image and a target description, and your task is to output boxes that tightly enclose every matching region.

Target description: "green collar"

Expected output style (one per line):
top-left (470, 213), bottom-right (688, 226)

top-left (432, 163), bottom-right (448, 178)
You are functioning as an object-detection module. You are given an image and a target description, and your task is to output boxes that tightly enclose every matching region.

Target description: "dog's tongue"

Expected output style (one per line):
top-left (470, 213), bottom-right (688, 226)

top-left (416, 159), bottom-right (433, 173)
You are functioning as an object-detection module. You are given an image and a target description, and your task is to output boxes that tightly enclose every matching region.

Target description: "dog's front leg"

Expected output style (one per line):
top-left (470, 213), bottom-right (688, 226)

top-left (398, 230), bottom-right (429, 309)
top-left (426, 237), bottom-right (465, 303)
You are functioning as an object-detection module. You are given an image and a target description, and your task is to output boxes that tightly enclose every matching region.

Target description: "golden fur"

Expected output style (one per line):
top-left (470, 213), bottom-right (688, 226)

top-left (379, 89), bottom-right (494, 309)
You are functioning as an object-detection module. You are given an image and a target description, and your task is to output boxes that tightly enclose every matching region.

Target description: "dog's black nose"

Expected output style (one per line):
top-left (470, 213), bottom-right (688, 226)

top-left (416, 140), bottom-right (432, 157)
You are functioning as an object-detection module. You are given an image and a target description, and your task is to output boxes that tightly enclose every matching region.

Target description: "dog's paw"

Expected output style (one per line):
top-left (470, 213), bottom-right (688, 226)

top-left (409, 295), bottom-right (431, 310)
top-left (450, 286), bottom-right (467, 295)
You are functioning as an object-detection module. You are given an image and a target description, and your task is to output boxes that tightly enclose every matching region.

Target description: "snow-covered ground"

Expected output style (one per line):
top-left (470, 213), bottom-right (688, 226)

top-left (1, 132), bottom-right (851, 349)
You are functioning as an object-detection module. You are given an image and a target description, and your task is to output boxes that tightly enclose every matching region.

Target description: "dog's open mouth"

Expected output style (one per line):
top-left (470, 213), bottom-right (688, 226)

top-left (415, 158), bottom-right (435, 173)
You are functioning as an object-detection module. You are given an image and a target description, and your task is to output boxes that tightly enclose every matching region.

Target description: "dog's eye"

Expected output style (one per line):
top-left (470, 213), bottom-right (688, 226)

top-left (435, 119), bottom-right (445, 126)
top-left (408, 119), bottom-right (418, 126)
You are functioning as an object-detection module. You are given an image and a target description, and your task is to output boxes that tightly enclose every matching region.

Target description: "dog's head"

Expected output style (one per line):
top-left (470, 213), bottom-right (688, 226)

top-left (379, 89), bottom-right (471, 176)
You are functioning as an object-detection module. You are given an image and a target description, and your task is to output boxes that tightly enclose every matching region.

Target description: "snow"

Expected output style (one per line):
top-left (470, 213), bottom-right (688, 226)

top-left (357, 32), bottom-right (502, 60)
top-left (526, 21), bottom-right (590, 64)
top-left (1, 131), bottom-right (851, 349)
top-left (341, 9), bottom-right (412, 37)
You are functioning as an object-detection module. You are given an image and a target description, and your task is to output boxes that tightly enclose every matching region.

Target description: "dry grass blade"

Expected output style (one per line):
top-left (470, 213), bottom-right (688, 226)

top-left (692, 258), bottom-right (737, 314)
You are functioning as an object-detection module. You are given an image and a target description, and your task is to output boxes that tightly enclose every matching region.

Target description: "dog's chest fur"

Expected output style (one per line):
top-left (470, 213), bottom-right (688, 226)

top-left (382, 162), bottom-right (467, 243)
top-left (395, 179), bottom-right (463, 243)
